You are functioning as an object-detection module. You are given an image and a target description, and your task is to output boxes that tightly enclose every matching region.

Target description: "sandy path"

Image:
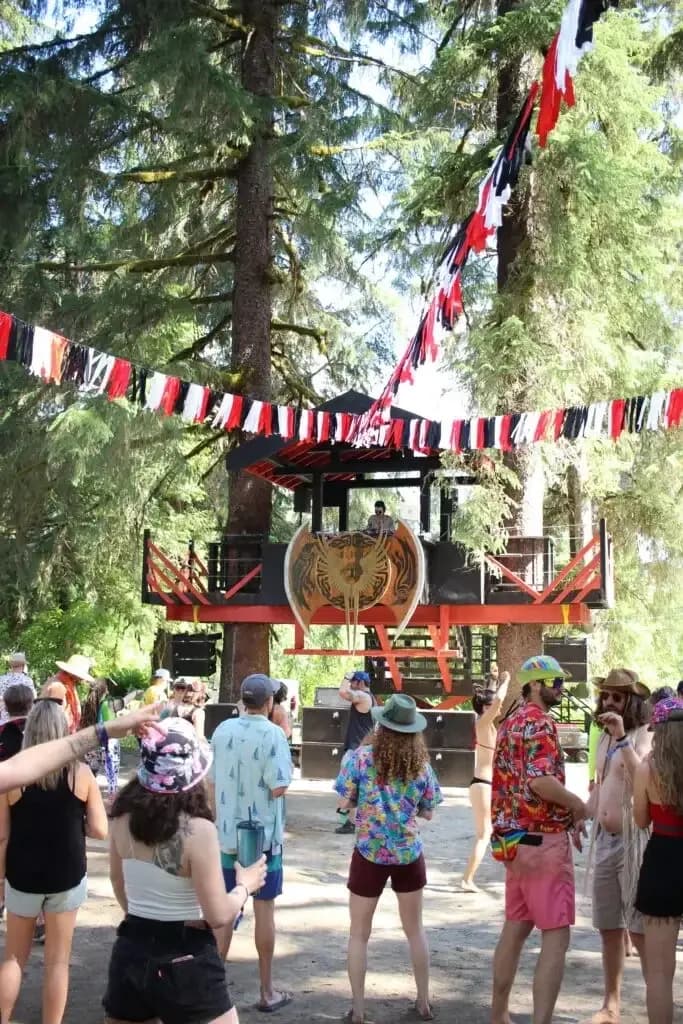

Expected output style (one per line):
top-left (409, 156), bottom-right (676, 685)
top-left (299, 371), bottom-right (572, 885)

top-left (7, 766), bottom-right (680, 1023)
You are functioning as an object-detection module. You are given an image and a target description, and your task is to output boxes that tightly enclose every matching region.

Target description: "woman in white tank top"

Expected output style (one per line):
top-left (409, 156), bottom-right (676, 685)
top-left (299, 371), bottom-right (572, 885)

top-left (103, 717), bottom-right (265, 1024)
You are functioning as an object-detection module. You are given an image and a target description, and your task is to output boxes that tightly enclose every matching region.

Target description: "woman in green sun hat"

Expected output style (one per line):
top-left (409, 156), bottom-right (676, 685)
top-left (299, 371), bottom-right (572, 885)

top-left (334, 693), bottom-right (442, 1023)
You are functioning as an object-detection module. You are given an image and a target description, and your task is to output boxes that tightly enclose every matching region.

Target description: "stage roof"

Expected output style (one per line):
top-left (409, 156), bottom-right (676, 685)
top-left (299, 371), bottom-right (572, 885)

top-left (225, 389), bottom-right (453, 491)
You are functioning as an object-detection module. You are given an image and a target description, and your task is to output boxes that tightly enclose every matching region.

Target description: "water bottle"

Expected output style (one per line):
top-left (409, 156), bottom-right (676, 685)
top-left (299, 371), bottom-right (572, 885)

top-left (236, 808), bottom-right (265, 867)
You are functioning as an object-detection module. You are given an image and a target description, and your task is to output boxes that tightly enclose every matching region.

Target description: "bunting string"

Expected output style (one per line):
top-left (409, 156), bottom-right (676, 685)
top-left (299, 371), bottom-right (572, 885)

top-left (1, 309), bottom-right (681, 458)
top-left (369, 0), bottom-right (617, 420)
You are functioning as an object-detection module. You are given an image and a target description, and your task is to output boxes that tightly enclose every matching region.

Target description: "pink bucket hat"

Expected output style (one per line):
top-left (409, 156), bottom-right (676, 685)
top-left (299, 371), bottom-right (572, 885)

top-left (137, 717), bottom-right (212, 794)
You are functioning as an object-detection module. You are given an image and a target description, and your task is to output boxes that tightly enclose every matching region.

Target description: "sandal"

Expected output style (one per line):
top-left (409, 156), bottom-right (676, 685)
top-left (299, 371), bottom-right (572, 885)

top-left (257, 991), bottom-right (293, 1013)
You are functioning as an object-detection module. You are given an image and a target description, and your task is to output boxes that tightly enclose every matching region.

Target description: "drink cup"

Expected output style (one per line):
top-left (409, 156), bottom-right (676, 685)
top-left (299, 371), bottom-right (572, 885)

top-left (236, 818), bottom-right (265, 867)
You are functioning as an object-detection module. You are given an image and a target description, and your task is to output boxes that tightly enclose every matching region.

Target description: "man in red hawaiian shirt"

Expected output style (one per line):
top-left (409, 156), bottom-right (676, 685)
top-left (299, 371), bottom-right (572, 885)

top-left (490, 655), bottom-right (589, 1024)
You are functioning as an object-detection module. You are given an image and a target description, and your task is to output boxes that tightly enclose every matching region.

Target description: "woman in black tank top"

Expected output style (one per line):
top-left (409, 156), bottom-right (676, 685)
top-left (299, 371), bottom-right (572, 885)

top-left (0, 700), bottom-right (107, 1024)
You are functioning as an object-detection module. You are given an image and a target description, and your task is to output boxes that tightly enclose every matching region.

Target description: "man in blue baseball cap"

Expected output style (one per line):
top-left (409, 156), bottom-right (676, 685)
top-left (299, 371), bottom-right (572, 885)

top-left (335, 670), bottom-right (376, 834)
top-left (208, 673), bottom-right (293, 1013)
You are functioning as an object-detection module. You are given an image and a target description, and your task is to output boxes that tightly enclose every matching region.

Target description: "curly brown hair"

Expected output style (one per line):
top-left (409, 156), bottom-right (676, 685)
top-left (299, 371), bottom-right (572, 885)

top-left (653, 722), bottom-right (683, 816)
top-left (372, 726), bottom-right (429, 784)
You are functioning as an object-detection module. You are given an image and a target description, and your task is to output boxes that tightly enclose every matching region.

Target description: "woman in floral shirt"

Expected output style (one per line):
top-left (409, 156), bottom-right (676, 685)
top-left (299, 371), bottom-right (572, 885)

top-left (334, 693), bottom-right (442, 1024)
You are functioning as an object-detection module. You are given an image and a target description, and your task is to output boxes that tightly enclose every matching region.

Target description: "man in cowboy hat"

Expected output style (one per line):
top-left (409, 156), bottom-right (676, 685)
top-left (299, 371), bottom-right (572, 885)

top-left (0, 653), bottom-right (34, 723)
top-left (583, 668), bottom-right (651, 1024)
top-left (54, 654), bottom-right (95, 731)
top-left (490, 655), bottom-right (589, 1024)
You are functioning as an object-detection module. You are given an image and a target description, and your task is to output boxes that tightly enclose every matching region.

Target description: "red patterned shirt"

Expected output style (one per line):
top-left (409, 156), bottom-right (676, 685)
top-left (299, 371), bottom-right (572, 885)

top-left (492, 701), bottom-right (571, 834)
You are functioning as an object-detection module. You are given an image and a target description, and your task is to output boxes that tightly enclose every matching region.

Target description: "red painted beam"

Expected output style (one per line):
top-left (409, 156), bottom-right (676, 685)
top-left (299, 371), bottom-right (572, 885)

top-left (281, 648), bottom-right (462, 658)
top-left (164, 603), bottom-right (592, 626)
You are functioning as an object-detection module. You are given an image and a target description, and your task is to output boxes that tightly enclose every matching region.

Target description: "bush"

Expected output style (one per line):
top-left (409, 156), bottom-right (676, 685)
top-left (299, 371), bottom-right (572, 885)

top-left (107, 667), bottom-right (148, 698)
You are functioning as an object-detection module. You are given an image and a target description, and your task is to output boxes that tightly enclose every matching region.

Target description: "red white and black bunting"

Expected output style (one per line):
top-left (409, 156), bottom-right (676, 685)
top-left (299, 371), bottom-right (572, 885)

top-left (370, 0), bottom-right (617, 417)
top-left (1, 309), bottom-right (680, 456)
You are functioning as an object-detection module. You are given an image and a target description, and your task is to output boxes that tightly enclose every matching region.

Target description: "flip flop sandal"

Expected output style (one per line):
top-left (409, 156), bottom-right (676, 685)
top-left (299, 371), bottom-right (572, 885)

top-left (413, 1003), bottom-right (435, 1021)
top-left (257, 991), bottom-right (293, 1013)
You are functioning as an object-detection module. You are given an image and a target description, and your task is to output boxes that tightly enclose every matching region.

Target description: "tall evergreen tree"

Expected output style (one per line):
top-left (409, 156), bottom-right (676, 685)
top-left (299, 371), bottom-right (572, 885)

top-left (0, 1), bottom-right (416, 690)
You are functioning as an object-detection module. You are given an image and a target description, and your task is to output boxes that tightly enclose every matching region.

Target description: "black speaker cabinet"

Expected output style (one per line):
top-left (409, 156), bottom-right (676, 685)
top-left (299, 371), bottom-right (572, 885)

top-left (203, 702), bottom-right (240, 740)
top-left (429, 748), bottom-right (475, 787)
top-left (422, 710), bottom-right (475, 749)
top-left (301, 741), bottom-right (347, 780)
top-left (302, 706), bottom-right (350, 743)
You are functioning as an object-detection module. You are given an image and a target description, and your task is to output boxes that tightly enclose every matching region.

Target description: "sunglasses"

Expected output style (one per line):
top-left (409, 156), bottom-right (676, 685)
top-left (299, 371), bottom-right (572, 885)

top-left (541, 678), bottom-right (565, 690)
top-left (35, 696), bottom-right (65, 706)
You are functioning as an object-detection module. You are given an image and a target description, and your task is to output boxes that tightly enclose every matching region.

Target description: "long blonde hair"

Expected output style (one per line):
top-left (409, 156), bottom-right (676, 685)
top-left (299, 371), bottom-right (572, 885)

top-left (22, 701), bottom-right (73, 790)
top-left (652, 721), bottom-right (683, 815)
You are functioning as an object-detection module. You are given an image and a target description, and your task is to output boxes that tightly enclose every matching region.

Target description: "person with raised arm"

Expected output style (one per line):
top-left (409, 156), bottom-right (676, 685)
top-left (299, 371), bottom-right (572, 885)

top-left (0, 703), bottom-right (158, 795)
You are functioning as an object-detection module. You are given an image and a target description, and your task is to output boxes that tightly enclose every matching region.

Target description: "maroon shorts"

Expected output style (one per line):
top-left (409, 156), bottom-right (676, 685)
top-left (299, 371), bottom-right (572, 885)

top-left (347, 848), bottom-right (427, 898)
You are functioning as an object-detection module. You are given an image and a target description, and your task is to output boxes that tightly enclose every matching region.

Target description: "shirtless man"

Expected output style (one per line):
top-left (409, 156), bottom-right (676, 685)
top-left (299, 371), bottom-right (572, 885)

top-left (585, 668), bottom-right (651, 1024)
top-left (462, 668), bottom-right (510, 891)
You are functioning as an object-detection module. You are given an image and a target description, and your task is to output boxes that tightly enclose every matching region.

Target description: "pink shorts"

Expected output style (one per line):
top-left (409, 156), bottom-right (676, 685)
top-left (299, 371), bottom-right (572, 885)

top-left (504, 831), bottom-right (575, 930)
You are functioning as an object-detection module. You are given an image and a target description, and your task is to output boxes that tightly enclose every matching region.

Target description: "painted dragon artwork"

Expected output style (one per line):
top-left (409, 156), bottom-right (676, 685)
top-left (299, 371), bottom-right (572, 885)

top-left (284, 520), bottom-right (426, 651)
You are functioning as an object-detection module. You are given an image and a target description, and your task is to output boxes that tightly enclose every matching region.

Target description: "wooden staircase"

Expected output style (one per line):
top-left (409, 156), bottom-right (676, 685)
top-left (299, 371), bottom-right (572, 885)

top-left (363, 625), bottom-right (496, 699)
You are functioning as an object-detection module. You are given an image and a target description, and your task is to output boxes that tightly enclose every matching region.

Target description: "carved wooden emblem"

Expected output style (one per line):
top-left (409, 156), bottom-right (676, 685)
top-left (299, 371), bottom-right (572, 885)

top-left (284, 520), bottom-right (425, 651)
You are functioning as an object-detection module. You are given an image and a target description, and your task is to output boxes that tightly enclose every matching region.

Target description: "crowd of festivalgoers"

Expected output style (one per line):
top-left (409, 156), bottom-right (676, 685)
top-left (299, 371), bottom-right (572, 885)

top-left (0, 651), bottom-right (680, 1023)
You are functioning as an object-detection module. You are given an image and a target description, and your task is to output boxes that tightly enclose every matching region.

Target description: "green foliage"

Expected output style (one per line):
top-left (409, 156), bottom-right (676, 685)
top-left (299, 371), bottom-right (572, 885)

top-left (108, 667), bottom-right (150, 697)
top-left (271, 625), bottom-right (361, 707)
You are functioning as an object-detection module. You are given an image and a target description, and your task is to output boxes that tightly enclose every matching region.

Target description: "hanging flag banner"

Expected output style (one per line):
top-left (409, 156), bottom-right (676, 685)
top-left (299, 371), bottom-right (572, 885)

top-left (371, 0), bottom-right (618, 417)
top-left (0, 309), bottom-right (680, 459)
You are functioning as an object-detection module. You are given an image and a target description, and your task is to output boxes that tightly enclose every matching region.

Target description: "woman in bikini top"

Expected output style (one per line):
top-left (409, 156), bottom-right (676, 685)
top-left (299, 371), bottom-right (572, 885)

top-left (462, 670), bottom-right (509, 891)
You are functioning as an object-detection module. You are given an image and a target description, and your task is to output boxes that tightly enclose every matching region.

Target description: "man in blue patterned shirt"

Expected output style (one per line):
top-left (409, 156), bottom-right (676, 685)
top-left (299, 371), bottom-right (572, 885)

top-left (208, 673), bottom-right (293, 1013)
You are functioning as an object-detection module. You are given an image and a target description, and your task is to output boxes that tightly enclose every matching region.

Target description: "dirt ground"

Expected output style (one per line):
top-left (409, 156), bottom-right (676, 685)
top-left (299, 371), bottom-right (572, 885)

top-left (7, 764), bottom-right (681, 1024)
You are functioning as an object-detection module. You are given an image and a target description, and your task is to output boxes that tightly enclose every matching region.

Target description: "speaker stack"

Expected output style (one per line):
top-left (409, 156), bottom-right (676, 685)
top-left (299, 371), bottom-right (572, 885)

top-left (300, 705), bottom-right (475, 786)
top-left (203, 702), bottom-right (240, 741)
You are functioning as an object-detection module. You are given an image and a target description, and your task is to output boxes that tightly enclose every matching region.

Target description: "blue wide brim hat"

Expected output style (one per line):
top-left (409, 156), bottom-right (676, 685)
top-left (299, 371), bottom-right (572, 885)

top-left (138, 717), bottom-right (212, 795)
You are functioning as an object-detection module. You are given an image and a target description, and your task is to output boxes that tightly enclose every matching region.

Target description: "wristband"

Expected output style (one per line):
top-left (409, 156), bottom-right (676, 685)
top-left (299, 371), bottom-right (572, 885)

top-left (95, 724), bottom-right (109, 749)
top-left (233, 882), bottom-right (249, 906)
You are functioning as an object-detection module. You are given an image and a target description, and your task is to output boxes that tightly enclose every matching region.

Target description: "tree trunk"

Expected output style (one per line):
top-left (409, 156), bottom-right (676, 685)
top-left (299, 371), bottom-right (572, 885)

top-left (497, 449), bottom-right (545, 710)
top-left (224, 0), bottom-right (277, 699)
top-left (567, 451), bottom-right (593, 559)
top-left (495, 0), bottom-right (544, 707)
top-left (152, 626), bottom-right (173, 676)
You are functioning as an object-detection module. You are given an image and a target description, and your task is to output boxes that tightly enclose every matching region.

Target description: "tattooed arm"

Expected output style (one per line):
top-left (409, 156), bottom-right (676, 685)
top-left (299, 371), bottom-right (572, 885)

top-left (0, 705), bottom-right (158, 794)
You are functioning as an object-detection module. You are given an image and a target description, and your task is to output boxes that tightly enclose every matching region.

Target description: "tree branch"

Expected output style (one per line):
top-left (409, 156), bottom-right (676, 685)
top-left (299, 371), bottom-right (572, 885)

top-left (114, 162), bottom-right (242, 184)
top-left (288, 34), bottom-right (419, 82)
top-left (0, 26), bottom-right (108, 59)
top-left (188, 291), bottom-right (233, 306)
top-left (165, 312), bottom-right (232, 364)
top-left (271, 319), bottom-right (326, 347)
top-left (188, 1), bottom-right (247, 34)
top-left (34, 252), bottom-right (235, 274)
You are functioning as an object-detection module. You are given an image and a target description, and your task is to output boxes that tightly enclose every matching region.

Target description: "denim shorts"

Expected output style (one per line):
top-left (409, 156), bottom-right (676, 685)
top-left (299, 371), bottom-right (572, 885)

top-left (5, 875), bottom-right (87, 916)
top-left (103, 916), bottom-right (231, 1024)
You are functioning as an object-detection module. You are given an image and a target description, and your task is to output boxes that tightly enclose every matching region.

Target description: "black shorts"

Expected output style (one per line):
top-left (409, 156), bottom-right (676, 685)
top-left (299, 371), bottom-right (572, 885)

top-left (347, 848), bottom-right (427, 898)
top-left (635, 835), bottom-right (683, 919)
top-left (102, 916), bottom-right (231, 1024)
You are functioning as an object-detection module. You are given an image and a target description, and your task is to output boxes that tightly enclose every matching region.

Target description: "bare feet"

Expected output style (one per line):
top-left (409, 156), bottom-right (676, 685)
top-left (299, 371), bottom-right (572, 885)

top-left (461, 878), bottom-right (480, 893)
